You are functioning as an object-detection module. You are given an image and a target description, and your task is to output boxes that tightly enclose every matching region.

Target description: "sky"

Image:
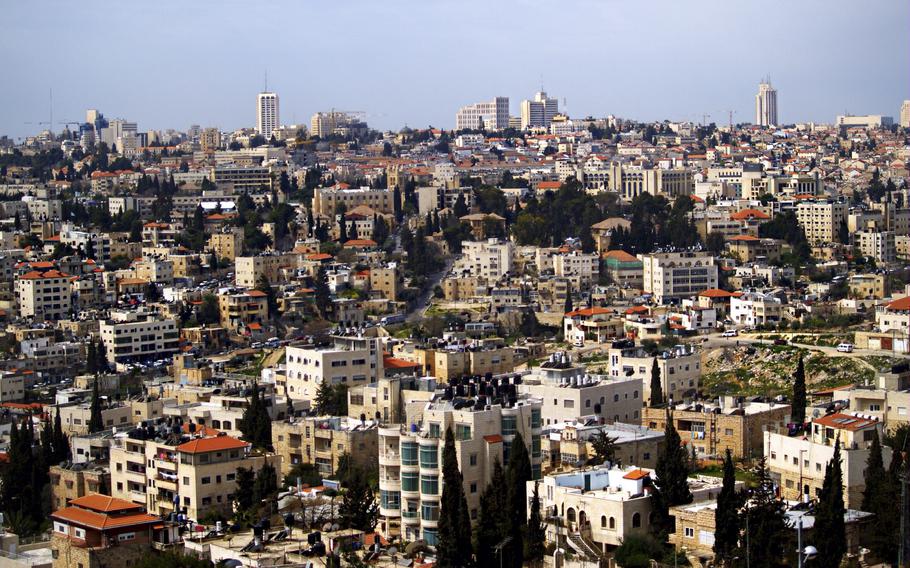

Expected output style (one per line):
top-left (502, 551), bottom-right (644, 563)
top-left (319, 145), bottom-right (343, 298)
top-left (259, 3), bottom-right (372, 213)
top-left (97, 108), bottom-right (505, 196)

top-left (2, 0), bottom-right (908, 140)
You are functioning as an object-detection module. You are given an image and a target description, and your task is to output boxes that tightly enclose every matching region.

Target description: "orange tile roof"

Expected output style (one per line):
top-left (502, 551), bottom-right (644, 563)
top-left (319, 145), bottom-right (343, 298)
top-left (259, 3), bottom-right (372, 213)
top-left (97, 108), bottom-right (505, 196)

top-left (730, 208), bottom-right (770, 221)
top-left (307, 253), bottom-right (333, 261)
top-left (180, 423), bottom-right (220, 436)
top-left (624, 306), bottom-right (650, 315)
top-left (483, 434), bottom-right (503, 443)
top-left (246, 290), bottom-right (268, 297)
top-left (20, 269), bottom-right (70, 280)
top-left (69, 494), bottom-right (142, 514)
top-left (176, 435), bottom-right (249, 454)
top-left (728, 235), bottom-right (760, 242)
top-left (813, 412), bottom-right (878, 432)
top-left (885, 296), bottom-right (910, 311)
top-left (698, 288), bottom-right (735, 298)
top-left (566, 307), bottom-right (614, 317)
top-left (51, 507), bottom-right (159, 531)
top-left (383, 357), bottom-right (420, 369)
top-left (602, 250), bottom-right (639, 262)
top-left (622, 469), bottom-right (650, 480)
top-left (343, 239), bottom-right (378, 248)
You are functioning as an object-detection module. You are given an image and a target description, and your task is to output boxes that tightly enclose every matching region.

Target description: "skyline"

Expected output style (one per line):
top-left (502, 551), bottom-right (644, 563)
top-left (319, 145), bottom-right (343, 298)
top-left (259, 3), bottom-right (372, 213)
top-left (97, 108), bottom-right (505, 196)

top-left (2, 0), bottom-right (908, 139)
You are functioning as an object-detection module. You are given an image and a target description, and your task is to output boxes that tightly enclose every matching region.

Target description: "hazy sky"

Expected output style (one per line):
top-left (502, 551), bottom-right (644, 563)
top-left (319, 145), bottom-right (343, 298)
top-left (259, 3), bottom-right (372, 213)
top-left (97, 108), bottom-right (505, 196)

top-left (2, 0), bottom-right (908, 140)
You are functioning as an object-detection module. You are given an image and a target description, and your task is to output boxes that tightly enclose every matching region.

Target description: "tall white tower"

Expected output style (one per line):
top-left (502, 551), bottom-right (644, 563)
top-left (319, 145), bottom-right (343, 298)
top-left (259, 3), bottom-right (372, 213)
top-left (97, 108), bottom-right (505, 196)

top-left (755, 79), bottom-right (778, 128)
top-left (256, 92), bottom-right (279, 137)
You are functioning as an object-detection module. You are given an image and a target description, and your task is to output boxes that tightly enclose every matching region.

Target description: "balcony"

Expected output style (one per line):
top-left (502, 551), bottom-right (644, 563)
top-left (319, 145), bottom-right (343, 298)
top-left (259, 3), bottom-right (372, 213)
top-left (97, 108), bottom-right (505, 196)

top-left (379, 451), bottom-right (400, 466)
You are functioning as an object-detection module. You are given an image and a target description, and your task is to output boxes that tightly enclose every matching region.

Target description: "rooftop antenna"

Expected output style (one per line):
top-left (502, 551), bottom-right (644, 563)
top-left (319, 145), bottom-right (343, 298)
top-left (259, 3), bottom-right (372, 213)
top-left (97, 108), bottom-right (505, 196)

top-left (264, 70), bottom-right (268, 92)
top-left (49, 88), bottom-right (54, 135)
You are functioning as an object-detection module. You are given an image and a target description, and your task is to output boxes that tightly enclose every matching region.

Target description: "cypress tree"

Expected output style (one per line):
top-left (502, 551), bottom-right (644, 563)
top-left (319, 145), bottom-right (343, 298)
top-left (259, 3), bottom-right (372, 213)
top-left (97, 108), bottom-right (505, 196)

top-left (525, 481), bottom-right (546, 567)
top-left (655, 409), bottom-right (692, 506)
top-left (862, 429), bottom-right (898, 563)
top-left (436, 428), bottom-right (473, 568)
top-left (650, 358), bottom-right (663, 406)
top-left (506, 432), bottom-right (532, 568)
top-left (53, 408), bottom-right (70, 462)
top-left (338, 471), bottom-right (379, 532)
top-left (713, 449), bottom-right (742, 564)
top-left (862, 429), bottom-right (884, 512)
top-left (814, 436), bottom-right (846, 567)
top-left (791, 354), bottom-right (806, 426)
top-left (86, 341), bottom-right (98, 375)
top-left (474, 479), bottom-right (501, 566)
top-left (88, 378), bottom-right (103, 433)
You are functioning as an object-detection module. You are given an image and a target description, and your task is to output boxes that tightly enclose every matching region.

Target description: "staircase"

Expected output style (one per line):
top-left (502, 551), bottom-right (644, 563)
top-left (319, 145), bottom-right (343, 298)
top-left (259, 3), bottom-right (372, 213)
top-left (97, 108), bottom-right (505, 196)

top-left (567, 531), bottom-right (601, 560)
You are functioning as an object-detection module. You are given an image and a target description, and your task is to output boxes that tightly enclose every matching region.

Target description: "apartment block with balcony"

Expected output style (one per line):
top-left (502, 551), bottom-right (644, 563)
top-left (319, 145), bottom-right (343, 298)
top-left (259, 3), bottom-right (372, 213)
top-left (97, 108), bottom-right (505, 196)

top-left (606, 343), bottom-right (701, 404)
top-left (639, 251), bottom-right (718, 304)
top-left (272, 416), bottom-right (378, 480)
top-left (99, 310), bottom-right (179, 366)
top-left (285, 334), bottom-right (384, 405)
top-left (377, 386), bottom-right (542, 542)
top-left (16, 268), bottom-right (72, 320)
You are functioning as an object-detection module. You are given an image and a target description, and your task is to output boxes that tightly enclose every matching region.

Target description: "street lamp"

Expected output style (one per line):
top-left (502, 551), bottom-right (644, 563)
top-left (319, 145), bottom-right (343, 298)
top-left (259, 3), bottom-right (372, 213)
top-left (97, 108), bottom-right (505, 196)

top-left (796, 515), bottom-right (817, 568)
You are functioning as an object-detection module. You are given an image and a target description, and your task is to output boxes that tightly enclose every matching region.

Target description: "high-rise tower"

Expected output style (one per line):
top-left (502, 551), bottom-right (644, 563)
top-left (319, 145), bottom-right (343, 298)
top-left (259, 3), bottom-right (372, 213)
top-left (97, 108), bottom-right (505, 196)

top-left (755, 78), bottom-right (778, 128)
top-left (256, 92), bottom-right (279, 137)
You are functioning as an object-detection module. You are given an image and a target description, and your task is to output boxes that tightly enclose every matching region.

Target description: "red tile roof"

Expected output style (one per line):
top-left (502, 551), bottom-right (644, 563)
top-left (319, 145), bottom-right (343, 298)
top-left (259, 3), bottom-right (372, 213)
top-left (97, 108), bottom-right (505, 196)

top-left (699, 288), bottom-right (735, 298)
top-left (622, 469), bottom-right (650, 480)
top-left (383, 357), bottom-right (420, 369)
top-left (69, 494), bottom-right (142, 514)
top-left (885, 296), bottom-right (910, 311)
top-left (483, 434), bottom-right (503, 443)
top-left (51, 507), bottom-right (159, 531)
top-left (813, 412), bottom-right (878, 432)
top-left (176, 435), bottom-right (249, 454)
top-left (566, 307), bottom-right (614, 317)
top-left (730, 208), bottom-right (770, 221)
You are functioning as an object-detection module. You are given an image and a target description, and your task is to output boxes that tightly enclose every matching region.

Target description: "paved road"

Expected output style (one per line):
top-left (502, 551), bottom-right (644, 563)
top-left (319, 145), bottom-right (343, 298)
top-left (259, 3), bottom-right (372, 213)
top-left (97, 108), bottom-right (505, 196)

top-left (405, 255), bottom-right (456, 323)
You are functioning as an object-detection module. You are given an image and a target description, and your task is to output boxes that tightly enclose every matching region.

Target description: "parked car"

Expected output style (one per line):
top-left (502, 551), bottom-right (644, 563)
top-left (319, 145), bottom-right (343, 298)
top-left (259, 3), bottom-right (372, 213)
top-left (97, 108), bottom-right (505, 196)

top-left (836, 342), bottom-right (854, 353)
top-left (722, 329), bottom-right (738, 338)
top-left (773, 338), bottom-right (788, 345)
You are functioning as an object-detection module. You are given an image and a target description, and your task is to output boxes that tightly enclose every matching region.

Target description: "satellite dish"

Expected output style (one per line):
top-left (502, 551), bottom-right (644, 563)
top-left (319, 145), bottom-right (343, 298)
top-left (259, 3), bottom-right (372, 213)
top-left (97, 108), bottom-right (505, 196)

top-left (387, 546), bottom-right (398, 556)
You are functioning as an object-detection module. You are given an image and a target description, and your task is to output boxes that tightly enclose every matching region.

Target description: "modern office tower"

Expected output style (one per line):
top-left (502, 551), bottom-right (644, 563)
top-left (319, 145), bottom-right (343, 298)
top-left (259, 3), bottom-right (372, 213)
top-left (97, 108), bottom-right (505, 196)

top-left (520, 91), bottom-right (559, 129)
top-left (256, 91), bottom-right (279, 137)
top-left (901, 100), bottom-right (910, 128)
top-left (755, 79), bottom-right (778, 127)
top-left (455, 97), bottom-right (509, 130)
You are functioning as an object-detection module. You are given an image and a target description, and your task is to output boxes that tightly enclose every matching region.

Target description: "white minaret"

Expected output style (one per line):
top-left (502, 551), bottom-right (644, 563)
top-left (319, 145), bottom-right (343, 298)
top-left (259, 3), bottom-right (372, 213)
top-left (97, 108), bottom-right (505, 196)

top-left (755, 78), bottom-right (778, 128)
top-left (256, 91), bottom-right (279, 137)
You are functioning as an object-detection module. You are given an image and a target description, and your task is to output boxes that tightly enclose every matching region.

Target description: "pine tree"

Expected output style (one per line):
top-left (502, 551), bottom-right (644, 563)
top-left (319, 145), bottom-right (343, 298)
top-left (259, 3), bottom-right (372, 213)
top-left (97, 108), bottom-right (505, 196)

top-left (743, 457), bottom-right (787, 567)
top-left (86, 341), bottom-right (98, 375)
top-left (239, 382), bottom-right (272, 451)
top-left (314, 266), bottom-right (332, 318)
top-left (339, 471), bottom-right (379, 532)
top-left (652, 409), bottom-right (692, 534)
top-left (814, 436), bottom-right (846, 567)
top-left (862, 428), bottom-right (898, 563)
top-left (233, 467), bottom-right (256, 514)
top-left (436, 428), bottom-right (473, 568)
top-left (713, 449), bottom-right (742, 564)
top-left (253, 462), bottom-right (278, 503)
top-left (590, 430), bottom-right (618, 465)
top-left (88, 378), bottom-right (103, 433)
top-left (506, 432), bottom-right (532, 568)
top-left (339, 215), bottom-right (348, 242)
top-left (53, 408), bottom-right (70, 462)
top-left (564, 294), bottom-right (573, 314)
top-left (649, 358), bottom-right (663, 406)
top-left (474, 480), bottom-right (501, 567)
top-left (862, 429), bottom-right (884, 512)
top-left (791, 354), bottom-right (806, 426)
top-left (525, 481), bottom-right (546, 567)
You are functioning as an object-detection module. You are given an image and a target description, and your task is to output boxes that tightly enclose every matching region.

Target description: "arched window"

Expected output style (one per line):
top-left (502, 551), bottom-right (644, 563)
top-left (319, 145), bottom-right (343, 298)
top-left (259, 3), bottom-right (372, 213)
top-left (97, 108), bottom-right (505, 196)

top-left (567, 508), bottom-right (576, 523)
top-left (632, 512), bottom-right (641, 528)
top-left (601, 516), bottom-right (607, 528)
top-left (609, 517), bottom-right (615, 529)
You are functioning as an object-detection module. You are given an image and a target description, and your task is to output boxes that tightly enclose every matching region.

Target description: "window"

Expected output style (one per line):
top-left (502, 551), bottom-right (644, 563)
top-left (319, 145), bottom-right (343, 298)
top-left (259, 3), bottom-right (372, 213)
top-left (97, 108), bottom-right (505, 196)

top-left (401, 472), bottom-right (418, 492)
top-left (401, 443), bottom-right (418, 466)
top-left (563, 400), bottom-right (575, 409)
top-left (501, 416), bottom-right (517, 435)
top-left (420, 446), bottom-right (439, 469)
top-left (601, 516), bottom-right (607, 528)
top-left (725, 428), bottom-right (734, 436)
top-left (470, 482), bottom-right (478, 493)
top-left (421, 501), bottom-right (439, 521)
top-left (429, 423), bottom-right (441, 438)
top-left (684, 527), bottom-right (694, 538)
top-left (632, 512), bottom-right (641, 528)
top-left (455, 424), bottom-right (472, 440)
top-left (182, 476), bottom-right (190, 485)
top-left (609, 517), bottom-right (615, 529)
top-left (469, 453), bottom-right (478, 466)
top-left (74, 528), bottom-right (85, 539)
top-left (201, 477), bottom-right (211, 484)
top-left (420, 475), bottom-right (439, 495)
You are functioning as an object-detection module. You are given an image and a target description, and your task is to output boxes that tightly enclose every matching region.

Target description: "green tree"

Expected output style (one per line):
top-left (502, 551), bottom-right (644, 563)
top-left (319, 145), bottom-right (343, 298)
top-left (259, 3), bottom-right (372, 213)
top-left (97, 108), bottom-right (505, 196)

top-left (519, 309), bottom-right (539, 338)
top-left (742, 457), bottom-right (787, 567)
top-left (144, 281), bottom-right (161, 302)
top-left (474, 461), bottom-right (508, 566)
top-left (589, 430), bottom-right (618, 466)
top-left (85, 341), bottom-right (98, 375)
top-left (436, 428), bottom-right (473, 568)
top-left (314, 382), bottom-right (348, 416)
top-left (53, 408), bottom-right (70, 462)
top-left (198, 294), bottom-right (220, 325)
top-left (653, 410), bottom-right (692, 533)
top-left (233, 467), bottom-right (256, 515)
top-left (525, 481), bottom-right (546, 567)
top-left (814, 436), bottom-right (846, 567)
top-left (506, 432), bottom-right (532, 568)
top-left (238, 382), bottom-right (272, 451)
top-left (713, 449), bottom-right (742, 564)
top-left (255, 274), bottom-right (279, 319)
top-left (338, 470), bottom-right (379, 532)
top-left (791, 353), bottom-right (806, 426)
top-left (614, 534), bottom-right (668, 568)
top-left (88, 378), bottom-right (104, 433)
top-left (649, 359), bottom-right (663, 407)
top-left (253, 462), bottom-right (279, 504)
top-left (314, 266), bottom-right (332, 318)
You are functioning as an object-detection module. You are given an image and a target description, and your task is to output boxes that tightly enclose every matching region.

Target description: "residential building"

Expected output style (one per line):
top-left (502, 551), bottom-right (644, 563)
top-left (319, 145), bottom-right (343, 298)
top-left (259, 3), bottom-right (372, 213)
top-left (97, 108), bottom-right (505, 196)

top-left (312, 186), bottom-right (396, 216)
top-left (256, 92), bottom-right (279, 137)
top-left (765, 412), bottom-right (891, 508)
top-left (218, 289), bottom-right (269, 330)
top-left (540, 422), bottom-right (664, 474)
top-left (368, 264), bottom-right (402, 301)
top-left (376, 390), bottom-right (542, 541)
top-left (602, 250), bottom-right (643, 289)
top-left (607, 343), bottom-right (701, 403)
top-left (901, 100), bottom-right (910, 128)
top-left (50, 494), bottom-right (173, 568)
top-left (208, 228), bottom-right (244, 261)
top-left (643, 398), bottom-right (790, 459)
top-left (755, 79), bottom-right (778, 127)
top-left (563, 307), bottom-right (624, 345)
top-left (0, 371), bottom-right (26, 402)
top-left (98, 309), bottom-right (180, 366)
top-left (796, 201), bottom-right (848, 245)
top-left (835, 114), bottom-right (894, 128)
top-left (212, 165), bottom-right (273, 193)
top-left (639, 251), bottom-right (719, 304)
top-left (857, 230), bottom-right (896, 263)
top-left (459, 239), bottom-right (513, 281)
top-left (518, 352), bottom-right (643, 426)
top-left (16, 268), bottom-right (72, 320)
top-left (272, 416), bottom-right (378, 479)
top-left (455, 97), bottom-right (510, 131)
top-left (49, 462), bottom-right (111, 511)
top-left (234, 253), bottom-right (297, 287)
top-left (729, 291), bottom-right (784, 327)
top-left (285, 334), bottom-right (384, 404)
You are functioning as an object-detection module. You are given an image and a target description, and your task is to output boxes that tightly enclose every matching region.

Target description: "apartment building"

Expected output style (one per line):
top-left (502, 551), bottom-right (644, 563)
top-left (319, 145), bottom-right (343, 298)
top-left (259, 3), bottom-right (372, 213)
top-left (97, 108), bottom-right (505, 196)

top-left (518, 353), bottom-right (643, 426)
top-left (582, 162), bottom-right (694, 199)
top-left (234, 253), bottom-right (297, 287)
top-left (98, 309), bottom-right (180, 366)
top-left (16, 268), bottom-right (72, 320)
top-left (49, 462), bottom-right (111, 511)
top-left (857, 230), bottom-right (896, 263)
top-left (455, 97), bottom-right (510, 131)
top-left (0, 371), bottom-right (25, 402)
top-left (401, 339), bottom-right (516, 382)
top-left (217, 289), bottom-right (269, 330)
top-left (520, 91), bottom-right (559, 130)
top-left (540, 422), bottom-right (664, 474)
top-left (272, 416), bottom-right (378, 479)
top-left (729, 291), bottom-right (784, 327)
top-left (376, 390), bottom-right (542, 541)
top-left (602, 250), bottom-right (644, 289)
top-left (607, 343), bottom-right (701, 403)
top-left (347, 376), bottom-right (437, 425)
top-left (256, 91), bottom-right (279, 136)
top-left (796, 201), bottom-right (848, 245)
top-left (564, 307), bottom-right (625, 345)
top-left (844, 366), bottom-right (910, 429)
top-left (58, 402), bottom-right (134, 435)
top-left (312, 186), bottom-right (396, 216)
top-left (285, 335), bottom-right (384, 404)
top-left (552, 251), bottom-right (600, 289)
top-left (639, 251), bottom-right (718, 304)
top-left (51, 494), bottom-right (170, 568)
top-left (133, 257), bottom-right (174, 286)
top-left (208, 228), bottom-right (244, 261)
top-left (643, 398), bottom-right (789, 459)
top-left (765, 412), bottom-right (891, 508)
top-left (368, 264), bottom-right (402, 301)
top-left (212, 165), bottom-right (273, 193)
top-left (459, 239), bottom-right (514, 281)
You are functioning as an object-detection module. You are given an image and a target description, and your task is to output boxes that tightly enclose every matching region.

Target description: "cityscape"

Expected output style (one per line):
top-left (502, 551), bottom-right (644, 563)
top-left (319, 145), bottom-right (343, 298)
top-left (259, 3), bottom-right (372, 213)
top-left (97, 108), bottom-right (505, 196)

top-left (0, 2), bottom-right (909, 568)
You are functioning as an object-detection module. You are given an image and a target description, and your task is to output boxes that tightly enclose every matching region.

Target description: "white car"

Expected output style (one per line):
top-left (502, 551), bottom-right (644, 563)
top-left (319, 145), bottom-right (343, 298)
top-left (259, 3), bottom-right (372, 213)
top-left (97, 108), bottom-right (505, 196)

top-left (836, 343), bottom-right (854, 353)
top-left (722, 329), bottom-right (738, 338)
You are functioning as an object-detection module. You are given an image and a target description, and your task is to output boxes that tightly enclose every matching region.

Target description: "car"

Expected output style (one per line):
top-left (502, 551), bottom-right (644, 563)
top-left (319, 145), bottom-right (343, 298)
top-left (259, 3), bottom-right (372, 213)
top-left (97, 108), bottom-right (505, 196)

top-left (773, 338), bottom-right (788, 345)
top-left (722, 329), bottom-right (738, 338)
top-left (836, 343), bottom-right (854, 353)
